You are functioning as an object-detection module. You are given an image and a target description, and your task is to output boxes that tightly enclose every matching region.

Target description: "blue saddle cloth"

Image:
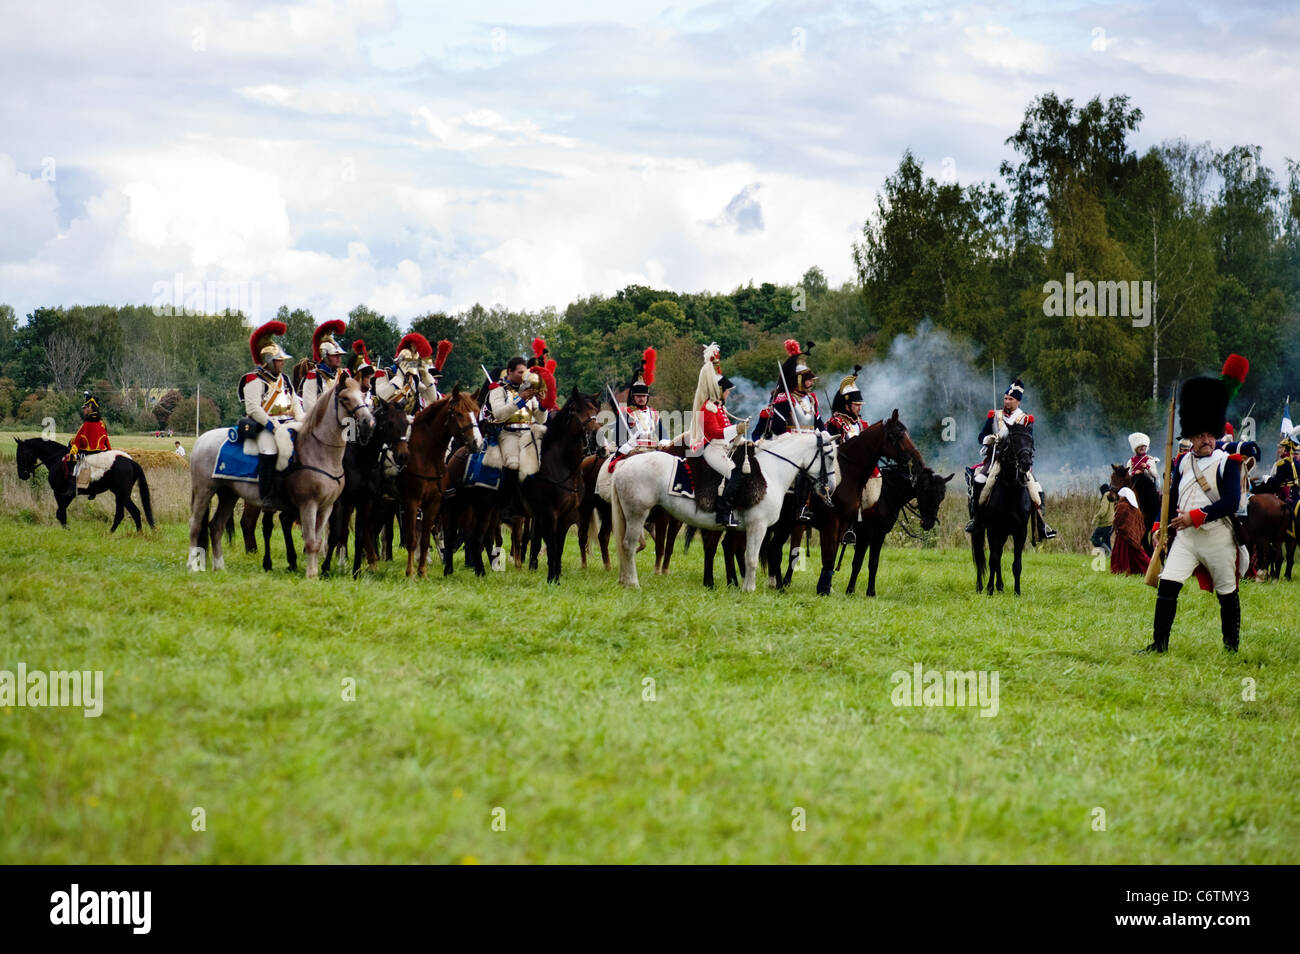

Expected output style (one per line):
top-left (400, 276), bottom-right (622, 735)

top-left (213, 428), bottom-right (296, 482)
top-left (669, 458), bottom-right (694, 497)
top-left (466, 450), bottom-right (501, 490)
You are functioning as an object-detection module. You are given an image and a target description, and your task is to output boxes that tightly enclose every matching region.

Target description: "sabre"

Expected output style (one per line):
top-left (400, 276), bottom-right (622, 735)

top-left (777, 360), bottom-right (798, 432)
top-left (606, 382), bottom-right (623, 450)
top-left (481, 364), bottom-right (494, 385)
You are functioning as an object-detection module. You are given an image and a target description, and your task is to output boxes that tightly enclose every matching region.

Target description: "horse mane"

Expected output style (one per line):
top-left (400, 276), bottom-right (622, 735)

top-left (541, 392), bottom-right (592, 455)
top-left (301, 374), bottom-right (353, 433)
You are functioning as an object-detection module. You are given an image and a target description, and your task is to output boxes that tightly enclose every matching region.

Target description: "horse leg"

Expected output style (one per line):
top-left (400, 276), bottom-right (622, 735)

top-left (545, 514), bottom-right (563, 584)
top-left (262, 510), bottom-right (275, 572)
top-left (282, 511), bottom-right (298, 572)
top-left (652, 513), bottom-right (666, 574)
top-left (725, 531), bottom-right (741, 587)
top-left (990, 529), bottom-right (1005, 593)
top-left (1012, 527), bottom-right (1025, 595)
top-left (782, 524), bottom-right (801, 588)
top-left (242, 504), bottom-right (258, 553)
top-left (189, 486), bottom-right (213, 570)
top-left (702, 531), bottom-right (717, 589)
top-left (660, 518), bottom-right (681, 575)
top-left (597, 500), bottom-right (612, 570)
top-left (404, 499), bottom-right (419, 577)
top-left (815, 528), bottom-right (836, 596)
top-left (209, 492), bottom-right (236, 572)
top-left (844, 530), bottom-right (868, 595)
top-left (110, 492), bottom-right (126, 533)
top-left (300, 501), bottom-right (321, 578)
top-left (417, 498), bottom-right (435, 578)
top-left (742, 526), bottom-right (765, 592)
top-left (123, 489), bottom-right (142, 531)
top-left (865, 536), bottom-right (884, 598)
top-left (767, 524), bottom-right (791, 589)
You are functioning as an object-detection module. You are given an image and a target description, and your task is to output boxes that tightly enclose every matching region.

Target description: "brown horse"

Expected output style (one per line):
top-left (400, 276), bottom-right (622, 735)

top-left (1244, 481), bottom-right (1295, 580)
top-left (519, 388), bottom-right (603, 583)
top-left (1108, 462), bottom-right (1160, 546)
top-left (394, 387), bottom-right (482, 577)
top-left (765, 410), bottom-right (924, 595)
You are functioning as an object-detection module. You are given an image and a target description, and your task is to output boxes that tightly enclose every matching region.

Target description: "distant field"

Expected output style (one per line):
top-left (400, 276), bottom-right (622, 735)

top-left (0, 480), bottom-right (1295, 862)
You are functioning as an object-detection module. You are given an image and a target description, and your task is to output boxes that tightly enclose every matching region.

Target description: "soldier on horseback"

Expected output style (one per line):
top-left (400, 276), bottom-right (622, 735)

top-left (241, 320), bottom-right (302, 510)
top-left (965, 378), bottom-right (1057, 541)
top-left (346, 339), bottom-right (383, 407)
top-left (760, 340), bottom-right (822, 439)
top-left (64, 391), bottom-right (113, 495)
top-left (825, 366), bottom-right (864, 442)
top-left (487, 352), bottom-right (552, 519)
top-left (688, 343), bottom-right (741, 528)
top-left (1273, 435), bottom-right (1300, 507)
top-left (300, 320), bottom-right (347, 417)
top-left (1141, 354), bottom-right (1250, 654)
top-left (617, 347), bottom-right (668, 456)
top-left (376, 333), bottom-right (439, 414)
top-left (1127, 432), bottom-right (1162, 484)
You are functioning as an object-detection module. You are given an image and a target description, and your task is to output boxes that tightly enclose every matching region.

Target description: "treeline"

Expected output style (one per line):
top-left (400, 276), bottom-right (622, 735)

top-left (3, 91), bottom-right (1297, 435)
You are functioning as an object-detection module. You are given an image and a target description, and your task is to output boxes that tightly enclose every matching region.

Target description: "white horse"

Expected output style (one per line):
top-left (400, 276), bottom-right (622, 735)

top-left (608, 431), bottom-right (838, 591)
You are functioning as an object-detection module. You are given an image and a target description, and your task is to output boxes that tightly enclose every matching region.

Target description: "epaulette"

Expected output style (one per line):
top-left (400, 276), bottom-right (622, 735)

top-left (1024, 414), bottom-right (1034, 424)
top-left (243, 372), bottom-right (258, 383)
top-left (489, 382), bottom-right (500, 390)
top-left (306, 370), bottom-right (317, 380)
top-left (987, 410), bottom-right (995, 418)
top-left (1228, 453), bottom-right (1244, 462)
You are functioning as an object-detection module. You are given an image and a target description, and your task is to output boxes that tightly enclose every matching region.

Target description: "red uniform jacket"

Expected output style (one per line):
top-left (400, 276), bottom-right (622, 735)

top-left (71, 420), bottom-right (111, 453)
top-left (701, 402), bottom-right (731, 441)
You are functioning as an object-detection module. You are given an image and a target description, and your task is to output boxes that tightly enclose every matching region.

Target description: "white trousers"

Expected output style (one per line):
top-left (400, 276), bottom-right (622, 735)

top-left (254, 418), bottom-right (297, 470)
top-left (1159, 520), bottom-right (1239, 594)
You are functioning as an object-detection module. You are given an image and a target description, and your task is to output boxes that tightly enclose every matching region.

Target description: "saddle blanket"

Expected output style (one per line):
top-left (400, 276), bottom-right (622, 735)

top-left (466, 450), bottom-right (502, 490)
top-left (213, 428), bottom-right (297, 482)
top-left (668, 458), bottom-right (695, 498)
top-left (75, 450), bottom-right (131, 487)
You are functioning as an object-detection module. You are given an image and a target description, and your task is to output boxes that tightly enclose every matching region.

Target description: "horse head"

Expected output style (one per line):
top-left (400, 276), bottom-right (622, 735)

top-left (916, 469), bottom-right (955, 531)
top-left (447, 385), bottom-right (483, 454)
top-left (370, 393), bottom-right (407, 451)
top-left (337, 377), bottom-right (375, 445)
top-left (1109, 462), bottom-right (1129, 493)
top-left (998, 424), bottom-right (1034, 484)
top-left (881, 409), bottom-right (924, 483)
top-left (15, 438), bottom-right (36, 480)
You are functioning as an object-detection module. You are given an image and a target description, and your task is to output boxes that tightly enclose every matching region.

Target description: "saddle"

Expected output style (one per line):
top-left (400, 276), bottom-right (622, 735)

top-left (669, 444), bottom-right (766, 513)
top-left (465, 450), bottom-right (502, 490)
top-left (213, 427), bottom-right (298, 482)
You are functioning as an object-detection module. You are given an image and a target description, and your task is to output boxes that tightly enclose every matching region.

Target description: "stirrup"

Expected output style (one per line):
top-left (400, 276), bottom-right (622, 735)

top-left (841, 528), bottom-right (856, 547)
top-left (798, 505), bottom-right (814, 523)
top-left (718, 510), bottom-right (739, 529)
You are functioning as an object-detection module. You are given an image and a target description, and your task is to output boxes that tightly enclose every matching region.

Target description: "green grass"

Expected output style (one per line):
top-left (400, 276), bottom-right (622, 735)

top-left (1, 508), bottom-right (1296, 865)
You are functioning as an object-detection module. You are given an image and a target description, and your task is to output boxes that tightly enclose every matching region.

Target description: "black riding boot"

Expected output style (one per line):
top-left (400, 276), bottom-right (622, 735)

top-left (715, 471), bottom-right (742, 528)
top-left (499, 468), bottom-right (522, 521)
top-left (965, 486), bottom-right (982, 534)
top-left (1036, 504), bottom-right (1058, 541)
top-left (794, 473), bottom-right (813, 522)
top-left (258, 453), bottom-right (280, 510)
top-left (1139, 579), bottom-right (1181, 653)
top-left (1218, 589), bottom-right (1240, 652)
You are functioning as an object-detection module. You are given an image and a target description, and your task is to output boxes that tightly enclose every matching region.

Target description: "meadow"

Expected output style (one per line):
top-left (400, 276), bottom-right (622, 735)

top-left (1, 433), bottom-right (1296, 863)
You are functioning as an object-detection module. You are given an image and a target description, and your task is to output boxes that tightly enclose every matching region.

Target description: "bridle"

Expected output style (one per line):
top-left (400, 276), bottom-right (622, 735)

top-left (399, 397), bottom-right (481, 483)
top-left (760, 431), bottom-right (836, 503)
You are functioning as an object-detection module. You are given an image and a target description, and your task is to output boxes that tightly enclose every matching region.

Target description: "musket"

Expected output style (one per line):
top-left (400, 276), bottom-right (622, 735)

top-left (1144, 385), bottom-right (1178, 588)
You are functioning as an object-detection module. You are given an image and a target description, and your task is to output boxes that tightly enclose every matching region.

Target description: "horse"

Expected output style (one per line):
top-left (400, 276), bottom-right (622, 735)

top-left (393, 387), bottom-right (482, 578)
top-left (235, 499), bottom-right (299, 573)
top-left (519, 388), bottom-right (603, 583)
top-left (15, 438), bottom-right (154, 532)
top-left (845, 466), bottom-right (954, 597)
top-left (1244, 474), bottom-right (1296, 581)
top-left (681, 524), bottom-right (745, 588)
top-left (188, 375), bottom-right (374, 577)
top-left (1108, 462), bottom-right (1161, 546)
top-left (764, 410), bottom-right (924, 595)
top-left (583, 446), bottom-right (687, 574)
top-left (609, 430), bottom-right (838, 591)
top-left (970, 423), bottom-right (1034, 595)
top-left (320, 396), bottom-right (409, 577)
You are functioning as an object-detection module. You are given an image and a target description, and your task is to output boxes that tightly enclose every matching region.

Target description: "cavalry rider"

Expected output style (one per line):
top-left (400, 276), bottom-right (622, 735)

top-left (346, 339), bottom-right (383, 407)
top-left (64, 391), bottom-right (112, 494)
top-left (825, 366), bottom-right (864, 442)
top-left (616, 347), bottom-right (668, 456)
top-left (241, 320), bottom-right (302, 510)
top-left (1272, 434), bottom-right (1300, 507)
top-left (1140, 354), bottom-right (1250, 655)
top-left (487, 352), bottom-right (552, 518)
top-left (688, 343), bottom-right (742, 528)
top-left (761, 339), bottom-right (822, 438)
top-left (300, 320), bottom-right (348, 417)
top-left (1127, 432), bottom-right (1161, 485)
top-left (376, 333), bottom-right (439, 415)
top-left (966, 377), bottom-right (1057, 541)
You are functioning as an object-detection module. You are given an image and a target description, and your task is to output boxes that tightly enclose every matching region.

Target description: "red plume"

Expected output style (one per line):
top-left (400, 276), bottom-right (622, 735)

top-left (642, 347), bottom-right (657, 385)
top-left (249, 320), bottom-right (287, 363)
top-left (536, 365), bottom-right (558, 412)
top-left (784, 338), bottom-right (801, 357)
top-left (395, 333), bottom-right (432, 359)
top-left (1221, 354), bottom-right (1249, 397)
top-left (532, 337), bottom-right (547, 360)
top-left (352, 339), bottom-right (373, 367)
top-left (434, 339), bottom-right (453, 371)
top-left (311, 319), bottom-right (346, 362)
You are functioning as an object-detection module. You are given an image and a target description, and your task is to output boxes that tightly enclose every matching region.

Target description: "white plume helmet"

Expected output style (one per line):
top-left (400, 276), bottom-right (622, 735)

top-left (1128, 432), bottom-right (1150, 455)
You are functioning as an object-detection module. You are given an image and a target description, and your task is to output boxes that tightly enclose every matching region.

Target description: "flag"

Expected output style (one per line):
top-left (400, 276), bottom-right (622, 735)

top-left (1283, 397), bottom-right (1293, 438)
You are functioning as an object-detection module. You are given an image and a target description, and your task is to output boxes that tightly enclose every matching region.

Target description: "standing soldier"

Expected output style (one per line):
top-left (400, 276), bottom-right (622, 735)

top-left (1140, 354), bottom-right (1251, 654)
top-left (825, 366), bottom-right (865, 441)
top-left (240, 320), bottom-right (302, 510)
top-left (966, 378), bottom-right (1057, 541)
top-left (300, 320), bottom-right (348, 417)
top-left (617, 346), bottom-right (667, 456)
top-left (64, 391), bottom-right (113, 494)
top-left (376, 333), bottom-right (439, 414)
top-left (688, 343), bottom-right (741, 528)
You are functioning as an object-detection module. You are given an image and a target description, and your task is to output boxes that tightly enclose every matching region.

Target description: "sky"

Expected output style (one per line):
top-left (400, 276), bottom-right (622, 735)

top-left (1, 0), bottom-right (1296, 327)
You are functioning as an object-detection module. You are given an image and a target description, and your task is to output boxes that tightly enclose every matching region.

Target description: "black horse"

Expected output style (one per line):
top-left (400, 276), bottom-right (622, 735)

top-left (845, 466), bottom-right (954, 597)
top-left (970, 424), bottom-right (1033, 595)
top-left (15, 437), bottom-right (154, 531)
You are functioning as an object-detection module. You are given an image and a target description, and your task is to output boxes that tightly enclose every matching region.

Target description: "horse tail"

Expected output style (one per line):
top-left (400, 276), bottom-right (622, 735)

top-left (133, 459), bottom-right (156, 528)
top-left (683, 524), bottom-right (697, 553)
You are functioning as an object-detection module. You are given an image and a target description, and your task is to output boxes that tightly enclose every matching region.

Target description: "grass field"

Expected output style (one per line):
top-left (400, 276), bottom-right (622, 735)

top-left (1, 435), bottom-right (1297, 863)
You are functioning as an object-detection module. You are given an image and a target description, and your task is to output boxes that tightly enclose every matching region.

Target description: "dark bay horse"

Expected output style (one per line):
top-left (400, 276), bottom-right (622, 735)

top-left (845, 466), bottom-right (953, 596)
top-left (764, 410), bottom-right (924, 595)
top-left (394, 388), bottom-right (482, 578)
top-left (15, 438), bottom-right (154, 531)
top-left (1245, 474), bottom-right (1296, 581)
top-left (971, 423), bottom-right (1033, 595)
top-left (519, 388), bottom-right (602, 583)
